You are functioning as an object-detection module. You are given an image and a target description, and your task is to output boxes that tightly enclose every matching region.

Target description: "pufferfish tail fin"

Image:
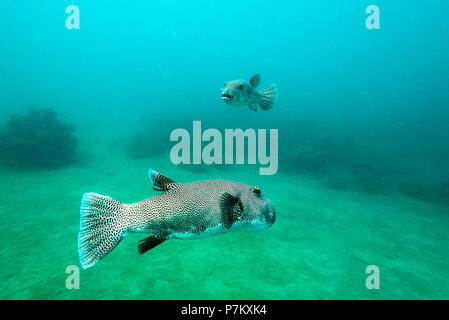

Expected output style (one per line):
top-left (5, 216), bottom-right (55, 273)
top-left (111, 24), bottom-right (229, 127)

top-left (78, 193), bottom-right (129, 269)
top-left (258, 84), bottom-right (278, 111)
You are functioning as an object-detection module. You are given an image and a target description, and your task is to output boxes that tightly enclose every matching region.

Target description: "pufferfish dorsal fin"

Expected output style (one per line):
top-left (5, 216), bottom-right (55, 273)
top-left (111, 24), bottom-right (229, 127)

top-left (149, 169), bottom-right (178, 192)
top-left (249, 74), bottom-right (261, 88)
top-left (219, 192), bottom-right (243, 229)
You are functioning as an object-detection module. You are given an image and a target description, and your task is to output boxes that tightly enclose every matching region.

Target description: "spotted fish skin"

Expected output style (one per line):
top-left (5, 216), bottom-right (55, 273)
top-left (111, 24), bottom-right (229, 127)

top-left (129, 180), bottom-right (243, 238)
top-left (78, 169), bottom-right (276, 269)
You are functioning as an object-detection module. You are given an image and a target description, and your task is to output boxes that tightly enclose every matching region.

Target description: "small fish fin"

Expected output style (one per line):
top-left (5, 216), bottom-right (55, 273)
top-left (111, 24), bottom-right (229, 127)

top-left (138, 233), bottom-right (169, 254)
top-left (149, 169), bottom-right (178, 191)
top-left (249, 74), bottom-right (261, 88)
top-left (248, 104), bottom-right (258, 112)
top-left (219, 192), bottom-right (243, 229)
top-left (78, 193), bottom-right (129, 269)
top-left (258, 84), bottom-right (277, 111)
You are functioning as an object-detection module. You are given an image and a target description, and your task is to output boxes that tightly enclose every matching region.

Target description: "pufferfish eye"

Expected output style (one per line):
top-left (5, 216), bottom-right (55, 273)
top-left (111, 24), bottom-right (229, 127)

top-left (251, 186), bottom-right (261, 194)
top-left (238, 84), bottom-right (244, 89)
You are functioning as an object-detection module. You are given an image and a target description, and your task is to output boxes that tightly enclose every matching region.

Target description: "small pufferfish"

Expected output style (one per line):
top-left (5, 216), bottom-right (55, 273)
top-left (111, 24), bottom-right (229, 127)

top-left (78, 169), bottom-right (276, 269)
top-left (221, 74), bottom-right (278, 111)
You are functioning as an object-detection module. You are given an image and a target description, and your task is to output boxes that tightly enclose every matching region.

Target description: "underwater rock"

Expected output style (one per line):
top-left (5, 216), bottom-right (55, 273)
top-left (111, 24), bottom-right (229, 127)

top-left (399, 180), bottom-right (449, 205)
top-left (125, 129), bottom-right (169, 159)
top-left (122, 115), bottom-right (193, 160)
top-left (279, 123), bottom-right (406, 195)
top-left (0, 108), bottom-right (78, 168)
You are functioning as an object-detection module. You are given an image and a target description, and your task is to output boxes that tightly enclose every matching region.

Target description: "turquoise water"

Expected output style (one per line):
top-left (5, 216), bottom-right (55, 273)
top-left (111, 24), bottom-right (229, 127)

top-left (1, 1), bottom-right (448, 299)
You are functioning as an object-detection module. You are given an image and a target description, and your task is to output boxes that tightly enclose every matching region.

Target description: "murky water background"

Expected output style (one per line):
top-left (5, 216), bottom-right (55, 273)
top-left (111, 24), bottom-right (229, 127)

top-left (0, 1), bottom-right (448, 299)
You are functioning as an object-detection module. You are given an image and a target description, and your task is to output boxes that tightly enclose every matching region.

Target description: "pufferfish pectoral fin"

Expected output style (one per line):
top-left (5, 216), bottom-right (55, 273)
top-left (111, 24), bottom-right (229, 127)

top-left (138, 233), bottom-right (169, 254)
top-left (149, 169), bottom-right (178, 192)
top-left (248, 104), bottom-right (259, 112)
top-left (219, 192), bottom-right (243, 229)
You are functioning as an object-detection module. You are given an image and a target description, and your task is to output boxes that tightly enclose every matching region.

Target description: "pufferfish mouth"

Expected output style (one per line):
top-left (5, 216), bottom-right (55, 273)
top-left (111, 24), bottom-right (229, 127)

top-left (221, 93), bottom-right (232, 102)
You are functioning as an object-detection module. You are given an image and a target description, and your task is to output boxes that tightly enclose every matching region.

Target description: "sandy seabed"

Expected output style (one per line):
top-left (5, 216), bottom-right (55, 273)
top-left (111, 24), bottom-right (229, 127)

top-left (0, 144), bottom-right (448, 300)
